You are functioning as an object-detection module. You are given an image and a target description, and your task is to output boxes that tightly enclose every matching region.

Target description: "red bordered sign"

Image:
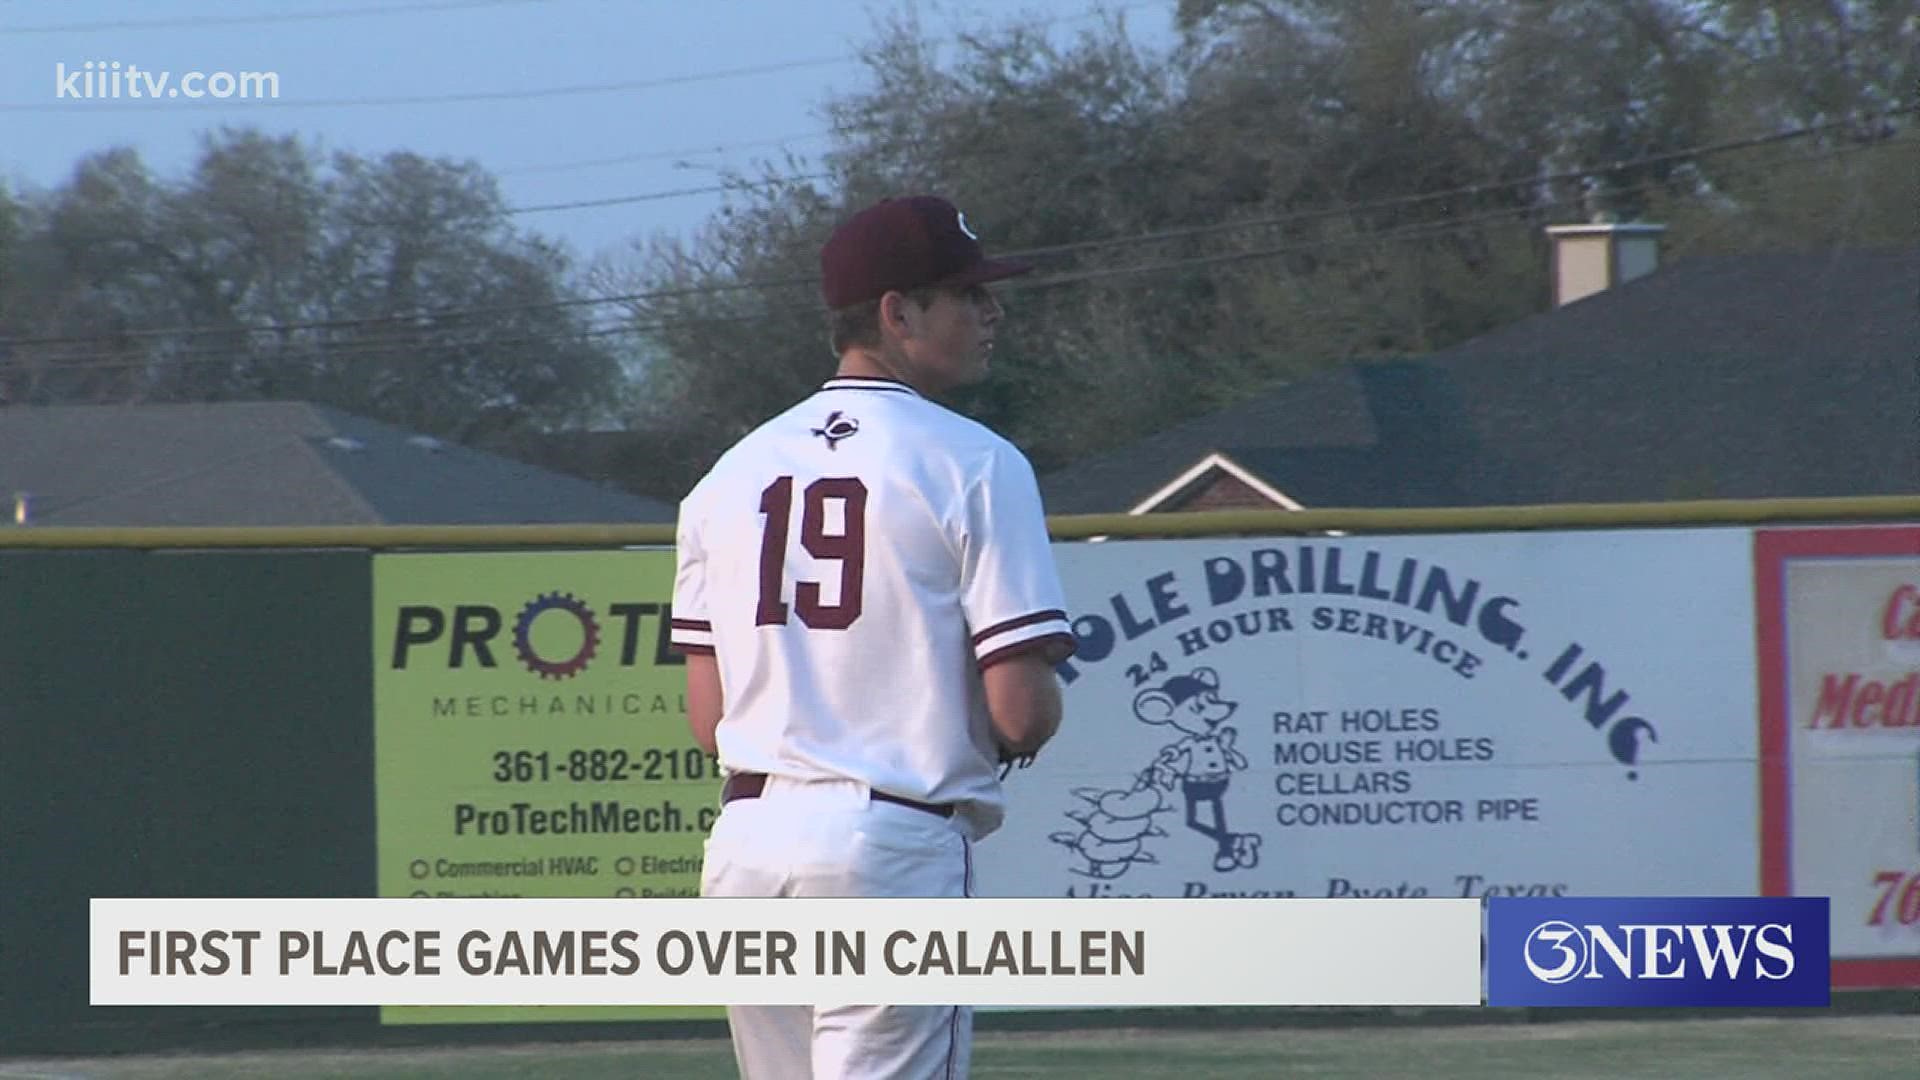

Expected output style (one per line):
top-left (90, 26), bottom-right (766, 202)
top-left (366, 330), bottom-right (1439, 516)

top-left (1756, 526), bottom-right (1920, 989)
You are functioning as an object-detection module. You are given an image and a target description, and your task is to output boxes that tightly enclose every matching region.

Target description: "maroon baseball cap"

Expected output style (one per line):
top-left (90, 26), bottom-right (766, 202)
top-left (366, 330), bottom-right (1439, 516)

top-left (819, 195), bottom-right (1033, 309)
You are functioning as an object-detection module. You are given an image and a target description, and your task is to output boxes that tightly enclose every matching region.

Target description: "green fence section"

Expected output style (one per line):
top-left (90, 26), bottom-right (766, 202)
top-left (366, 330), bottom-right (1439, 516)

top-left (1, 550), bottom-right (375, 1053)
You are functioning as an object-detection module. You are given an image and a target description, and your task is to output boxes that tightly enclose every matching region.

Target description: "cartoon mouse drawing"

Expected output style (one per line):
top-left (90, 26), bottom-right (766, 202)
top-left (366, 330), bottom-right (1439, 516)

top-left (1050, 776), bottom-right (1169, 879)
top-left (1135, 667), bottom-right (1262, 872)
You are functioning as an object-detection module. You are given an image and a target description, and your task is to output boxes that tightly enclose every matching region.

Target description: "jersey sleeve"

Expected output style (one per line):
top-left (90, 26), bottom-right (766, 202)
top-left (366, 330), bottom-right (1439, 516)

top-left (959, 442), bottom-right (1079, 670)
top-left (668, 499), bottom-right (715, 657)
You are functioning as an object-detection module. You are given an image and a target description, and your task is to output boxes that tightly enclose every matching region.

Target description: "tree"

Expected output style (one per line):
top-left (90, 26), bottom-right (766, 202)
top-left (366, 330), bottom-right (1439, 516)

top-left (0, 184), bottom-right (26, 403)
top-left (602, 0), bottom-right (1917, 503)
top-left (14, 3), bottom-right (1905, 501)
top-left (1701, 0), bottom-right (1917, 129)
top-left (1644, 0), bottom-right (1919, 256)
top-left (617, 6), bottom-right (1555, 493)
top-left (0, 130), bottom-right (621, 445)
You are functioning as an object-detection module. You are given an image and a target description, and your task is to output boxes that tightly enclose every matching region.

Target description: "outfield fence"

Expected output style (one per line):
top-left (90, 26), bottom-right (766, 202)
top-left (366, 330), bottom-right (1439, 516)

top-left (6, 495), bottom-right (1918, 1054)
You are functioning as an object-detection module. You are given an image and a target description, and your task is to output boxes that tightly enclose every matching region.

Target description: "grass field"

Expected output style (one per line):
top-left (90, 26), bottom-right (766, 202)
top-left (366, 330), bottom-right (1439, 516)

top-left (2, 1016), bottom-right (1916, 1079)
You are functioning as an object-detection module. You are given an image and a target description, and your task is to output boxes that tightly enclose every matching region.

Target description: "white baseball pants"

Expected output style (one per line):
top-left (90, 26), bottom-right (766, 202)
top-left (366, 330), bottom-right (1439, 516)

top-left (700, 775), bottom-right (975, 1080)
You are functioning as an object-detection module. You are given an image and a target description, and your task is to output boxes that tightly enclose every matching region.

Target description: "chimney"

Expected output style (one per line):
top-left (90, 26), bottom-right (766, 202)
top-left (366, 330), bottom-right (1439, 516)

top-left (1545, 222), bottom-right (1666, 308)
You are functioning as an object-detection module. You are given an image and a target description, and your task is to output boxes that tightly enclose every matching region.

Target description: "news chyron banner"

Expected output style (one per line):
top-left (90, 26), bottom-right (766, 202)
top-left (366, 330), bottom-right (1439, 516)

top-left (93, 896), bottom-right (1487, 1008)
top-left (1485, 896), bottom-right (1830, 1006)
top-left (1756, 526), bottom-right (1920, 989)
top-left (980, 529), bottom-right (1761, 904)
top-left (373, 549), bottom-right (719, 1024)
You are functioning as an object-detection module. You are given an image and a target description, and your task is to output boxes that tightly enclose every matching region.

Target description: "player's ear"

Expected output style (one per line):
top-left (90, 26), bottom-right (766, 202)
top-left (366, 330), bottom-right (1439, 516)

top-left (878, 290), bottom-right (914, 336)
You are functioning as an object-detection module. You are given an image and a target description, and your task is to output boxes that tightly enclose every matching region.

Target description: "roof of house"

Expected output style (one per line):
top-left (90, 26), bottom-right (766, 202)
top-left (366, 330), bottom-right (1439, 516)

top-left (0, 401), bottom-right (675, 527)
top-left (1040, 245), bottom-right (1920, 513)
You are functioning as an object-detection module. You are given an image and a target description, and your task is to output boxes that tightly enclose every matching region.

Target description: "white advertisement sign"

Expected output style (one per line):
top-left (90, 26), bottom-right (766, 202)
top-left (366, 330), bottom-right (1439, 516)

top-left (974, 530), bottom-right (1760, 905)
top-left (1757, 526), bottom-right (1920, 988)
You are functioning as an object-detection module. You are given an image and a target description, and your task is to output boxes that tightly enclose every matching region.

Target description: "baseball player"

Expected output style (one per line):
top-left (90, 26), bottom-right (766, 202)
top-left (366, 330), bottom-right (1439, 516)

top-left (670, 194), bottom-right (1078, 1079)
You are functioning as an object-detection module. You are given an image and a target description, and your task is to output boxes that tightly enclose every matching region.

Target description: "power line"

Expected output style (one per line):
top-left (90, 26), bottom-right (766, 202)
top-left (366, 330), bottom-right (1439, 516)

top-left (478, 1), bottom-right (1904, 217)
top-left (1, 1), bottom-right (1165, 114)
top-left (508, 173), bottom-right (833, 215)
top-left (1009, 104), bottom-right (1920, 262)
top-left (0, 55), bottom-right (858, 114)
top-left (503, 99), bottom-right (1916, 253)
top-left (17, 196), bottom-right (1609, 373)
top-left (496, 132), bottom-right (835, 176)
top-left (0, 208), bottom-right (1589, 378)
top-left (494, 93), bottom-right (1913, 225)
top-left (1, 0), bottom-right (1163, 227)
top-left (4, 317), bottom-right (776, 375)
top-left (16, 206), bottom-right (1570, 373)
top-left (0, 0), bottom-right (551, 34)
top-left (5, 124), bottom-right (1895, 354)
top-left (483, 1), bottom-right (1166, 175)
top-left (0, 268), bottom-right (817, 349)
top-left (1, 114), bottom-right (1906, 353)
top-left (471, 6), bottom-right (1614, 209)
top-left (1019, 201), bottom-right (1571, 293)
top-left (10, 132), bottom-right (1896, 375)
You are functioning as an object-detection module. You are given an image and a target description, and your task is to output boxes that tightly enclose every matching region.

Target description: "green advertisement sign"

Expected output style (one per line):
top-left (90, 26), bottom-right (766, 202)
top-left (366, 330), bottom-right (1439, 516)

top-left (373, 549), bottom-right (719, 1024)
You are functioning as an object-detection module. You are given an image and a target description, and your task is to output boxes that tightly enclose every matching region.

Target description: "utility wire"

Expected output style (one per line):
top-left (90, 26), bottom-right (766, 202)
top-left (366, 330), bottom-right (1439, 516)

top-left (1009, 105), bottom-right (1920, 262)
top-left (482, 2), bottom-right (1163, 177)
top-left (0, 0), bottom-right (551, 34)
top-left (9, 133), bottom-right (1894, 375)
top-left (495, 101), bottom-right (1919, 224)
top-left (476, 7), bottom-right (1716, 189)
top-left (509, 174), bottom-right (833, 214)
top-left (0, 1), bottom-right (1164, 113)
top-left (4, 108), bottom-right (1905, 353)
top-left (496, 132), bottom-right (835, 176)
top-left (5, 202), bottom-right (1593, 372)
top-left (6, 317), bottom-right (800, 375)
top-left (0, 56), bottom-right (857, 114)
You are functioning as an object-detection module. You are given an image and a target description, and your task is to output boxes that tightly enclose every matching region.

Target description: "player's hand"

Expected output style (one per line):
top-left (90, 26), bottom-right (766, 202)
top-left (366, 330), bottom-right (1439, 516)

top-left (996, 745), bottom-right (1035, 780)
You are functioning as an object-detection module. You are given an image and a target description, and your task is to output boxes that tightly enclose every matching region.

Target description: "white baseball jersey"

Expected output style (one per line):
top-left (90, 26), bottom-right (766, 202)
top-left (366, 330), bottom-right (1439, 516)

top-left (670, 375), bottom-right (1076, 838)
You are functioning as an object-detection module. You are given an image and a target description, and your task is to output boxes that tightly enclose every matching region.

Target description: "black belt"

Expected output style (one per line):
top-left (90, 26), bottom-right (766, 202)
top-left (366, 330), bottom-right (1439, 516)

top-left (720, 771), bottom-right (954, 819)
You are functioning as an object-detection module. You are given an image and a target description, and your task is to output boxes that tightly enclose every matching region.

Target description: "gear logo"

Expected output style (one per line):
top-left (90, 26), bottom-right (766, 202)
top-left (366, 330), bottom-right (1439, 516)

top-left (512, 591), bottom-right (600, 679)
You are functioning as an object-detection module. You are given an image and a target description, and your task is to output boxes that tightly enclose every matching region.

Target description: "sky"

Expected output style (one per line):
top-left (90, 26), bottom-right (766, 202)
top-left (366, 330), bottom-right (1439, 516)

top-left (0, 0), bottom-right (1180, 268)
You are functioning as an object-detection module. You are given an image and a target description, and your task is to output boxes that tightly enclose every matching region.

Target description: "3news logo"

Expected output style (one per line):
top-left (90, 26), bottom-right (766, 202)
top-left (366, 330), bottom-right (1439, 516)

top-left (1485, 897), bottom-right (1830, 1007)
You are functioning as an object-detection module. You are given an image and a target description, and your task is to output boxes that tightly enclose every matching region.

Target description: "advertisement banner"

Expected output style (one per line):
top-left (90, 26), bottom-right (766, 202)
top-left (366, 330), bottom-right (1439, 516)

top-left (1755, 526), bottom-right (1920, 988)
top-left (372, 549), bottom-right (719, 1023)
top-left (976, 530), bottom-right (1760, 906)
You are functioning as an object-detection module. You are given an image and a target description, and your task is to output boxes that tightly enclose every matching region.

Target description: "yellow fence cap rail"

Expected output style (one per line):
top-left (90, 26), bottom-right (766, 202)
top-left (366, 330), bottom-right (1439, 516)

top-left (1045, 495), bottom-right (1920, 540)
top-left (0, 495), bottom-right (1917, 550)
top-left (0, 522), bottom-right (678, 551)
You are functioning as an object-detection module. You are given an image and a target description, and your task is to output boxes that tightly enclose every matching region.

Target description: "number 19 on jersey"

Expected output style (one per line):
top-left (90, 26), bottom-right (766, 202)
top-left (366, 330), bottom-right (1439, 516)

top-left (756, 476), bottom-right (869, 630)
